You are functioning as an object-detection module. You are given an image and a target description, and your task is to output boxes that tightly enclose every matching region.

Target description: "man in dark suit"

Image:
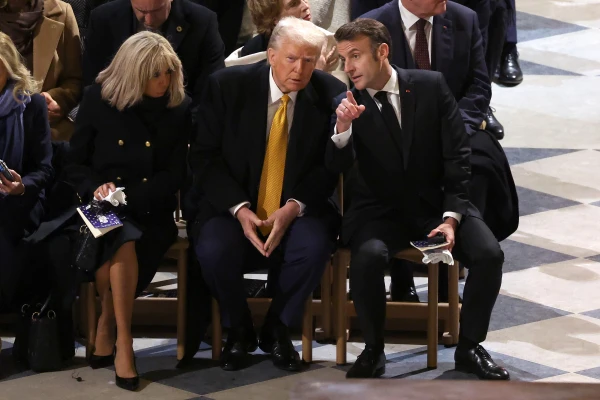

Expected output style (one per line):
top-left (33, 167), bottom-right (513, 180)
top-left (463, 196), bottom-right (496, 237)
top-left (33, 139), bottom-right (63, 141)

top-left (362, 0), bottom-right (517, 300)
top-left (189, 17), bottom-right (345, 372)
top-left (83, 0), bottom-right (225, 106)
top-left (195, 0), bottom-right (246, 56)
top-left (329, 19), bottom-right (509, 380)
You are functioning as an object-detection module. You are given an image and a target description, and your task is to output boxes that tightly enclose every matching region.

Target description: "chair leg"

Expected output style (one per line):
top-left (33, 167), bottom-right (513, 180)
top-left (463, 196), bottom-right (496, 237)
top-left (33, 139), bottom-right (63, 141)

top-left (448, 261), bottom-right (460, 346)
top-left (321, 261), bottom-right (332, 339)
top-left (427, 262), bottom-right (439, 369)
top-left (82, 283), bottom-right (97, 359)
top-left (334, 255), bottom-right (347, 366)
top-left (211, 299), bottom-right (222, 361)
top-left (176, 248), bottom-right (188, 361)
top-left (302, 295), bottom-right (313, 363)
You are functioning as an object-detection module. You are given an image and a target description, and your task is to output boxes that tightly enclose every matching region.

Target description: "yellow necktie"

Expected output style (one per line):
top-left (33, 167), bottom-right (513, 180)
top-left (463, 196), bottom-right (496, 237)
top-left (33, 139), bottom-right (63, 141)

top-left (256, 94), bottom-right (290, 236)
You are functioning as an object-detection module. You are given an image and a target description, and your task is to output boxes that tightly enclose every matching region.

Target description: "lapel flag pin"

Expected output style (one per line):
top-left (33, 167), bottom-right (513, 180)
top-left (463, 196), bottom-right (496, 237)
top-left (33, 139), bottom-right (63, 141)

top-left (406, 89), bottom-right (411, 93)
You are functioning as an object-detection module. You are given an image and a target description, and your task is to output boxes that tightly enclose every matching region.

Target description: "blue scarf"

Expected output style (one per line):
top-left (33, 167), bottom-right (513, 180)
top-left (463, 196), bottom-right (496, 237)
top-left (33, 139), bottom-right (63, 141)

top-left (0, 81), bottom-right (30, 173)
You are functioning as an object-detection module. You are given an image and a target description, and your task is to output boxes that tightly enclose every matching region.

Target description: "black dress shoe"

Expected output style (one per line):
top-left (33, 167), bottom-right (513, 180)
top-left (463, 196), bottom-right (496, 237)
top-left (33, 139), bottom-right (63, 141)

top-left (485, 107), bottom-right (504, 140)
top-left (268, 325), bottom-right (302, 372)
top-left (455, 345), bottom-right (510, 380)
top-left (114, 346), bottom-right (139, 392)
top-left (346, 346), bottom-right (386, 378)
top-left (220, 326), bottom-right (258, 371)
top-left (497, 47), bottom-right (523, 86)
top-left (88, 346), bottom-right (115, 369)
top-left (390, 284), bottom-right (420, 303)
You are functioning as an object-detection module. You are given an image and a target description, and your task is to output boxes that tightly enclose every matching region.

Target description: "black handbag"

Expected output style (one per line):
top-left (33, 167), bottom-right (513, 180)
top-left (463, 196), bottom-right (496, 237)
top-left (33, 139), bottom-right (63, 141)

top-left (72, 224), bottom-right (100, 273)
top-left (13, 295), bottom-right (63, 372)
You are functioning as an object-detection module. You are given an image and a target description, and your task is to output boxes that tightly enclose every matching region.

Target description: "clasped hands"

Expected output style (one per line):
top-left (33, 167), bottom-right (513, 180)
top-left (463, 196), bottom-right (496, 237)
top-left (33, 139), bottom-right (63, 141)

top-left (237, 202), bottom-right (300, 258)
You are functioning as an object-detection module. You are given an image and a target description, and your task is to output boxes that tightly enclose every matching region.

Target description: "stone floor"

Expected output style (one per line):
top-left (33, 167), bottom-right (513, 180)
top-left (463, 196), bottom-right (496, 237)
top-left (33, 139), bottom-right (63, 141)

top-left (2, 0), bottom-right (600, 398)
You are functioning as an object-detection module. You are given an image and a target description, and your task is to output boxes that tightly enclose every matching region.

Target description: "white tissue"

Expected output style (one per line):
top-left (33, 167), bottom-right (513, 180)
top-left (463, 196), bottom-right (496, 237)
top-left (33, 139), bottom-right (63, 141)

top-left (421, 249), bottom-right (454, 265)
top-left (101, 187), bottom-right (127, 206)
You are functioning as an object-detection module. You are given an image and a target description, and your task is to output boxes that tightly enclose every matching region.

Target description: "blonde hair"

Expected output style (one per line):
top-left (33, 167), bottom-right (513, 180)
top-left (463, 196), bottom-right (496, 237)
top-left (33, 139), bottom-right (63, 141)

top-left (0, 32), bottom-right (40, 101)
top-left (97, 31), bottom-right (185, 111)
top-left (269, 17), bottom-right (326, 54)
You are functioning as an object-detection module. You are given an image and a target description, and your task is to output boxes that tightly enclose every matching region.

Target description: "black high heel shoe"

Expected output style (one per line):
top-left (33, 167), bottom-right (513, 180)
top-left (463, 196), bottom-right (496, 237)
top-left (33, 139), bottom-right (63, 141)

top-left (114, 346), bottom-right (139, 392)
top-left (88, 346), bottom-right (115, 369)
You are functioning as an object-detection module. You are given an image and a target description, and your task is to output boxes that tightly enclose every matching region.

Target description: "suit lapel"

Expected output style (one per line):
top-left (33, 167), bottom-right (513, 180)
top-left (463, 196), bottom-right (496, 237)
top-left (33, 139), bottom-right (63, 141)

top-left (386, 0), bottom-right (415, 69)
top-left (112, 0), bottom-right (136, 48)
top-left (396, 67), bottom-right (415, 170)
top-left (432, 15), bottom-right (453, 77)
top-left (33, 0), bottom-right (64, 83)
top-left (246, 64), bottom-right (270, 201)
top-left (164, 0), bottom-right (189, 51)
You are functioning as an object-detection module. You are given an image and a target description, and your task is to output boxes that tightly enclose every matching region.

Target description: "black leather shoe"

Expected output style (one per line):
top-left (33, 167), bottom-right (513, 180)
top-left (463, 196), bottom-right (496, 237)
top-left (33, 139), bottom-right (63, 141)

top-left (390, 284), bottom-right (420, 303)
top-left (346, 346), bottom-right (386, 378)
top-left (497, 47), bottom-right (523, 86)
top-left (270, 325), bottom-right (302, 372)
top-left (485, 107), bottom-right (504, 140)
top-left (88, 346), bottom-right (115, 369)
top-left (455, 345), bottom-right (510, 380)
top-left (114, 347), bottom-right (139, 392)
top-left (220, 327), bottom-right (258, 371)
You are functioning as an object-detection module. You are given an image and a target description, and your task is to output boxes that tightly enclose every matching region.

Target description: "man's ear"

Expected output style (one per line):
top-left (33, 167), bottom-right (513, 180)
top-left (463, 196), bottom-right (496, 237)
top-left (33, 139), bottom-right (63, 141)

top-left (379, 43), bottom-right (390, 61)
top-left (267, 47), bottom-right (275, 66)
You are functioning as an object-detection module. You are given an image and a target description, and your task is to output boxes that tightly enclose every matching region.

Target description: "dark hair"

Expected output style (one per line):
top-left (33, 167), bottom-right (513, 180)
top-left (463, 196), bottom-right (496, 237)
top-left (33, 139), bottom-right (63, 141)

top-left (334, 18), bottom-right (392, 60)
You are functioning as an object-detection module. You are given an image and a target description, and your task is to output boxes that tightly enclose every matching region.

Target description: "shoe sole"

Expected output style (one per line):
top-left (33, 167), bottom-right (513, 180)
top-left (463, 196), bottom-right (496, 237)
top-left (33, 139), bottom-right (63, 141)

top-left (455, 362), bottom-right (510, 381)
top-left (346, 365), bottom-right (386, 379)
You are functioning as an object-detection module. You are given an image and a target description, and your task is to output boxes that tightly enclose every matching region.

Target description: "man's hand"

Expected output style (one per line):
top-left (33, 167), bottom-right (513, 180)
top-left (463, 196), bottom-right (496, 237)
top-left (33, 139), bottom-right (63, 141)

top-left (428, 217), bottom-right (458, 252)
top-left (263, 201), bottom-right (300, 257)
top-left (94, 182), bottom-right (116, 201)
top-left (41, 92), bottom-right (62, 123)
top-left (335, 91), bottom-right (365, 133)
top-left (236, 207), bottom-right (267, 256)
top-left (0, 169), bottom-right (24, 195)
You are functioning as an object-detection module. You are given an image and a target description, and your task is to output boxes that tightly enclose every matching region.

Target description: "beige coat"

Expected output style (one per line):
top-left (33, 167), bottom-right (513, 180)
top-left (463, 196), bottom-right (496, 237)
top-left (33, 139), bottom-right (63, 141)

top-left (33, 0), bottom-right (82, 141)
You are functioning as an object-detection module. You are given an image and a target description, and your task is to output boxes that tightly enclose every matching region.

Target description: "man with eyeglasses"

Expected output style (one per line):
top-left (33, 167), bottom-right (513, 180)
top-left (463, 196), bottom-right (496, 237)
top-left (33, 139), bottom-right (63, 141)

top-left (83, 0), bottom-right (225, 109)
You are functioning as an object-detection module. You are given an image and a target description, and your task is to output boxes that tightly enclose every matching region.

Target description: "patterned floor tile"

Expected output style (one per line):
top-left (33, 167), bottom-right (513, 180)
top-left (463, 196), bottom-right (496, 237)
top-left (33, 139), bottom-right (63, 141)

top-left (576, 366), bottom-right (600, 381)
top-left (500, 258), bottom-right (600, 313)
top-left (537, 373), bottom-right (600, 383)
top-left (591, 201), bottom-right (600, 207)
top-left (516, 0), bottom-right (600, 29)
top-left (485, 315), bottom-right (600, 373)
top-left (488, 294), bottom-right (570, 332)
top-left (519, 60), bottom-right (583, 76)
top-left (581, 309), bottom-right (600, 320)
top-left (503, 148), bottom-right (580, 166)
top-left (500, 239), bottom-right (576, 273)
top-left (516, 186), bottom-right (581, 216)
top-left (517, 11), bottom-right (589, 42)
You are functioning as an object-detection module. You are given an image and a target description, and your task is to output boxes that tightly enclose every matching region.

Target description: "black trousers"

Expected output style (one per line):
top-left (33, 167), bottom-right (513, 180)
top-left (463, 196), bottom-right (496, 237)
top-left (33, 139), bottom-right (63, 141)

top-left (194, 215), bottom-right (332, 329)
top-left (350, 216), bottom-right (503, 349)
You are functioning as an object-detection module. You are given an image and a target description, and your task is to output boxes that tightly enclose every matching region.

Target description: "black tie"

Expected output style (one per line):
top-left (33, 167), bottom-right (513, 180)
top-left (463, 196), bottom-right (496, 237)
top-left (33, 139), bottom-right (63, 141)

top-left (374, 91), bottom-right (403, 151)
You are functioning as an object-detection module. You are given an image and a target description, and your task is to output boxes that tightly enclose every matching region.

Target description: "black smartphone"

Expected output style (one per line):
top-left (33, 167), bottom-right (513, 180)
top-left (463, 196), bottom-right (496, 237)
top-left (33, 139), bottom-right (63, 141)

top-left (0, 159), bottom-right (15, 182)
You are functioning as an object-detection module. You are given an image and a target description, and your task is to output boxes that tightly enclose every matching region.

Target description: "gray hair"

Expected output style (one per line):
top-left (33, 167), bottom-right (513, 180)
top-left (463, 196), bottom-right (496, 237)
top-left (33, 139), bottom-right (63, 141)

top-left (268, 16), bottom-right (326, 55)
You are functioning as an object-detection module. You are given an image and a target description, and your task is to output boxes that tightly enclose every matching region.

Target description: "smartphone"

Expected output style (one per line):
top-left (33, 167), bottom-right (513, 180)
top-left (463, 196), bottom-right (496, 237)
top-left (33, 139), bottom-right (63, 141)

top-left (0, 159), bottom-right (15, 182)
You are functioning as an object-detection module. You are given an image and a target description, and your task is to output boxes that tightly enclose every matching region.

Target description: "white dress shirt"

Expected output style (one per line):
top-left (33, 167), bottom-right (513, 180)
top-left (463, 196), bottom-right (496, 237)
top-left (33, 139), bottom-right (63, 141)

top-left (229, 68), bottom-right (306, 217)
top-left (331, 68), bottom-right (462, 223)
top-left (398, 1), bottom-right (434, 63)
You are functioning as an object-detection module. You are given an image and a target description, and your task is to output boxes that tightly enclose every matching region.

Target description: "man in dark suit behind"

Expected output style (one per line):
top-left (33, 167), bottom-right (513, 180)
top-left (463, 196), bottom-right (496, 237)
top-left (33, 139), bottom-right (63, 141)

top-left (362, 0), bottom-right (517, 301)
top-left (328, 19), bottom-right (509, 380)
top-left (188, 17), bottom-right (345, 372)
top-left (83, 0), bottom-right (225, 106)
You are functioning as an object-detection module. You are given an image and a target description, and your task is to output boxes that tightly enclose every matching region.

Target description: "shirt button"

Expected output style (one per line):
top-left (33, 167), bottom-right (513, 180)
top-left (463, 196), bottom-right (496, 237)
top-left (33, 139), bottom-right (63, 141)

top-left (142, 178), bottom-right (148, 183)
top-left (145, 141), bottom-right (151, 147)
top-left (118, 140), bottom-right (124, 146)
top-left (176, 26), bottom-right (182, 32)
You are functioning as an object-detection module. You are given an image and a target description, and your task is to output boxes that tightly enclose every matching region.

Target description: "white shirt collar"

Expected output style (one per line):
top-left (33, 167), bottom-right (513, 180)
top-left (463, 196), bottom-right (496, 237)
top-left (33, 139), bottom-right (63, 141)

top-left (398, 0), bottom-right (434, 30)
top-left (366, 68), bottom-right (400, 99)
top-left (269, 68), bottom-right (298, 105)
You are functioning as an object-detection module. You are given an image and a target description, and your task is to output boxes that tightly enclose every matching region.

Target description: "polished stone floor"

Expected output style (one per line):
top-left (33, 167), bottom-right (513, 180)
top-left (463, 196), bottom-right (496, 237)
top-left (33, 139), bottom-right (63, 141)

top-left (2, 0), bottom-right (600, 398)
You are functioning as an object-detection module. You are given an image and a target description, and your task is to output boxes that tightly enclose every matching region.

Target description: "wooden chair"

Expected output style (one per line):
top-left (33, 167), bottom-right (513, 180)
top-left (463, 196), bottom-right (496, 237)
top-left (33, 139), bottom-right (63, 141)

top-left (331, 176), bottom-right (460, 369)
top-left (210, 262), bottom-right (333, 364)
top-left (81, 193), bottom-right (190, 361)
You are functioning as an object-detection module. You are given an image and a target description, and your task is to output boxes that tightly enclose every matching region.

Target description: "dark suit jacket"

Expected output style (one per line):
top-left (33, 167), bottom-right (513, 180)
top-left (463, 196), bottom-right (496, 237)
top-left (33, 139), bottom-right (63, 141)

top-left (326, 67), bottom-right (475, 244)
top-left (195, 0), bottom-right (245, 57)
top-left (240, 33), bottom-right (269, 57)
top-left (189, 62), bottom-right (346, 238)
top-left (67, 84), bottom-right (192, 219)
top-left (351, 0), bottom-right (391, 20)
top-left (362, 0), bottom-right (491, 136)
top-left (0, 93), bottom-right (53, 236)
top-left (83, 0), bottom-right (225, 106)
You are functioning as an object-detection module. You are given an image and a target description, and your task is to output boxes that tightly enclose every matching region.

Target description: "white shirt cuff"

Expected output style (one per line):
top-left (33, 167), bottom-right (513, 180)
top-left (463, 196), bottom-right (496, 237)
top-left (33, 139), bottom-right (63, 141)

top-left (443, 212), bottom-right (462, 224)
top-left (331, 124), bottom-right (352, 149)
top-left (230, 201), bottom-right (251, 217)
top-left (286, 199), bottom-right (305, 216)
